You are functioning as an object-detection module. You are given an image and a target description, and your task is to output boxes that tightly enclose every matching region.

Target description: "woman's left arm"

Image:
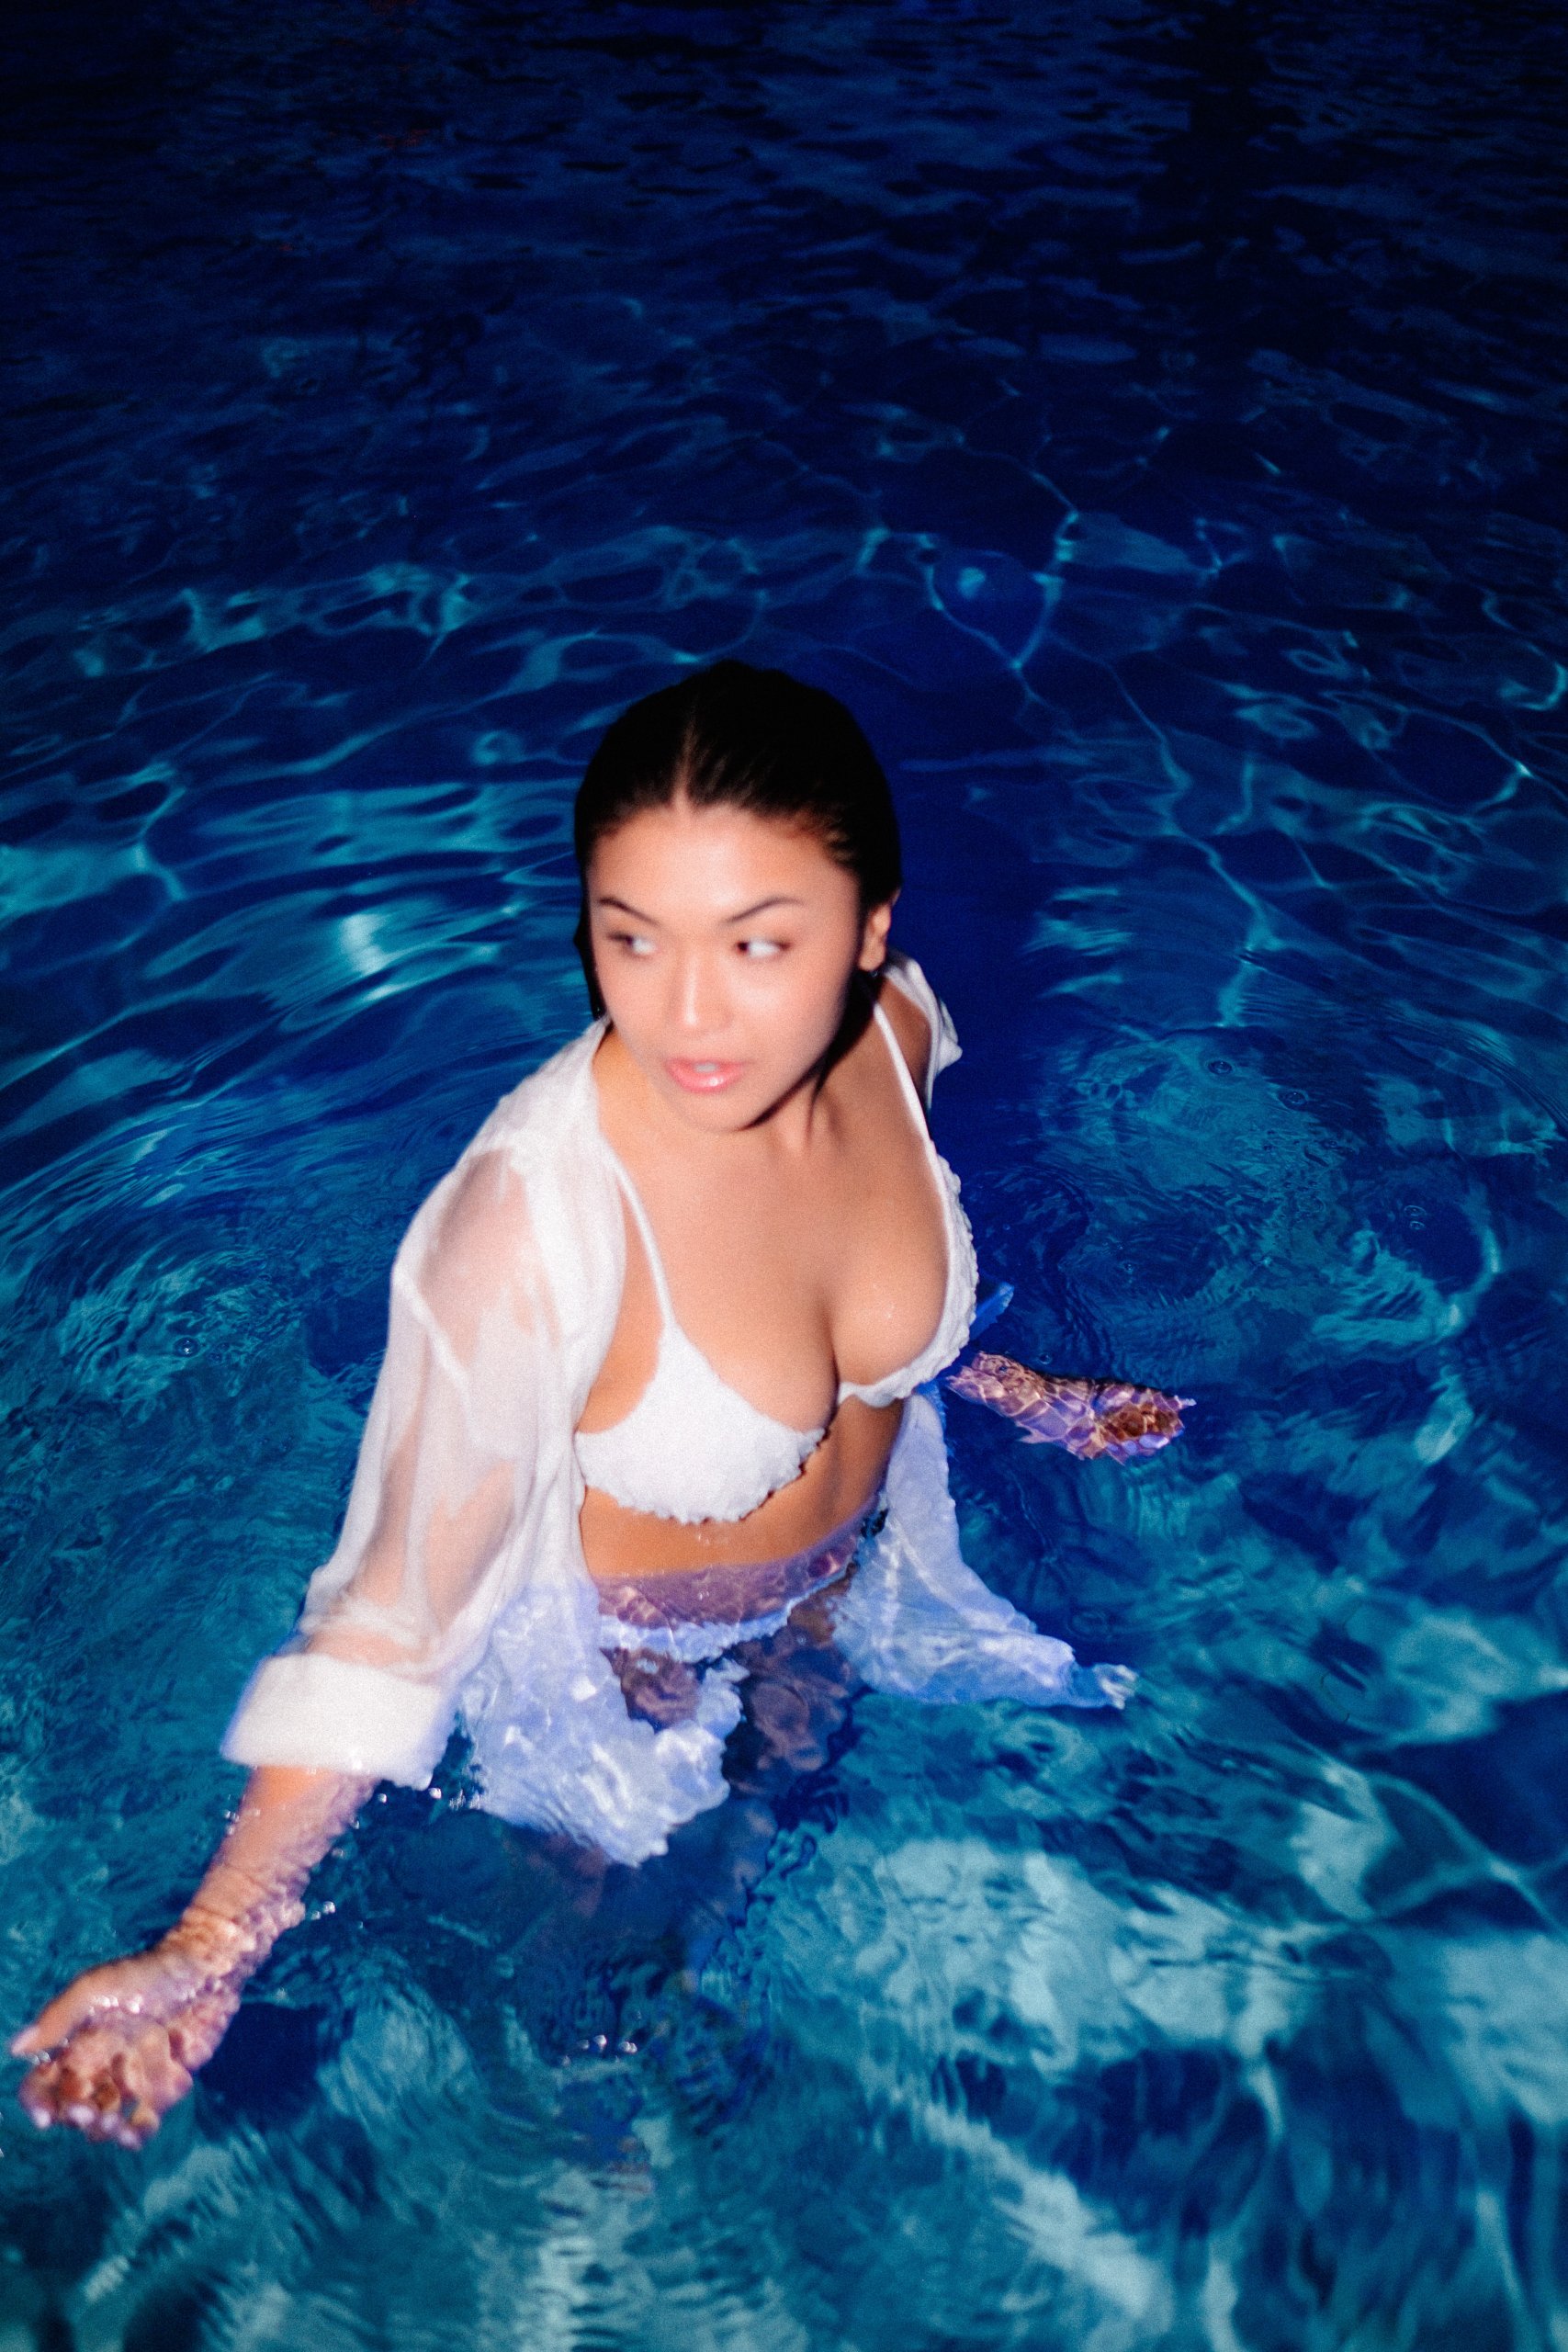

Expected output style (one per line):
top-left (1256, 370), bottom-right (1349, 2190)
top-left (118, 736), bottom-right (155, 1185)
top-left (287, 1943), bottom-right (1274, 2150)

top-left (946, 1351), bottom-right (1192, 1462)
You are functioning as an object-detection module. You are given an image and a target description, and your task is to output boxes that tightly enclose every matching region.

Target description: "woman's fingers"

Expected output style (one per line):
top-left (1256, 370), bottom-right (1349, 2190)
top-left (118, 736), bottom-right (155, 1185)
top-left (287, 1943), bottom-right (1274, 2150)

top-left (10, 1965), bottom-right (123, 2058)
top-left (1097, 1397), bottom-right (1177, 1440)
top-left (17, 2059), bottom-right (62, 2128)
top-left (121, 2099), bottom-right (162, 2147)
top-left (31, 2021), bottom-right (130, 2125)
top-left (946, 1356), bottom-right (1193, 1464)
top-left (14, 1941), bottom-right (238, 2142)
top-left (1090, 1384), bottom-right (1191, 1460)
top-left (18, 2007), bottom-right (199, 2143)
top-left (115, 2036), bottom-right (194, 2129)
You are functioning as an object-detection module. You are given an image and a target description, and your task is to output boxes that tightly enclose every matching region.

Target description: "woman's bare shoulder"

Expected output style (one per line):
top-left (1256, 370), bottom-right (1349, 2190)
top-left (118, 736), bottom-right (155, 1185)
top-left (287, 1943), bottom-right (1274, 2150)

top-left (876, 968), bottom-right (933, 1091)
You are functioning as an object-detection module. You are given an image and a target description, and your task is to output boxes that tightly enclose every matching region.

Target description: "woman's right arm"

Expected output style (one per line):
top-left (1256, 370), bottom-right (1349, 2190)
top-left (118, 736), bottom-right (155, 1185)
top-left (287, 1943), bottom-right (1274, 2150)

top-left (12, 1765), bottom-right (370, 2146)
top-left (12, 1147), bottom-right (551, 2144)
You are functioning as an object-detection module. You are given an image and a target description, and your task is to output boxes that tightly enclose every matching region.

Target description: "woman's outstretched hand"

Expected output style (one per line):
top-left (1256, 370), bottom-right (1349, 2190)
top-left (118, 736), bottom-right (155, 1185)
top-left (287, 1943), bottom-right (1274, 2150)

top-left (10, 1923), bottom-right (258, 2148)
top-left (11, 1764), bottom-right (370, 2147)
top-left (945, 1351), bottom-right (1192, 1462)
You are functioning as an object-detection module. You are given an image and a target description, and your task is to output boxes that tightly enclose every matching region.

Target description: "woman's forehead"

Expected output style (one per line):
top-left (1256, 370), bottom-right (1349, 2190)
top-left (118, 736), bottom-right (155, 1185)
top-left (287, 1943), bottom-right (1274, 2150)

top-left (590, 799), bottom-right (852, 908)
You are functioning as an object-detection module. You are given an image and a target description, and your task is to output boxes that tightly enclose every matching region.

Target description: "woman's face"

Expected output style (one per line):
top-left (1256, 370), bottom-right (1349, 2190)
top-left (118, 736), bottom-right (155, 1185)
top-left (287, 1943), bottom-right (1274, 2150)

top-left (587, 797), bottom-right (893, 1131)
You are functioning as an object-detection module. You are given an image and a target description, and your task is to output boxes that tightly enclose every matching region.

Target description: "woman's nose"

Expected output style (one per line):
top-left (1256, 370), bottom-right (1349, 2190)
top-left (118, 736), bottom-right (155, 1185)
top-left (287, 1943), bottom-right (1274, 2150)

top-left (671, 949), bottom-right (727, 1035)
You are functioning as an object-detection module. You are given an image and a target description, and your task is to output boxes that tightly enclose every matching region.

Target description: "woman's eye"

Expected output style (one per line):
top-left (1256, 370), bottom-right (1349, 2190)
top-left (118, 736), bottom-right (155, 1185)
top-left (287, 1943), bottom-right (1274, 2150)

top-left (738, 938), bottom-right (784, 960)
top-left (610, 931), bottom-right (656, 958)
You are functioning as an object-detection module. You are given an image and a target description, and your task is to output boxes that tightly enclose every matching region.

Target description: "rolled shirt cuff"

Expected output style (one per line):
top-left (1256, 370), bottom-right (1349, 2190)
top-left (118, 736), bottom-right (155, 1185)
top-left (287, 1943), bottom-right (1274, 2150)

top-left (221, 1650), bottom-right (453, 1786)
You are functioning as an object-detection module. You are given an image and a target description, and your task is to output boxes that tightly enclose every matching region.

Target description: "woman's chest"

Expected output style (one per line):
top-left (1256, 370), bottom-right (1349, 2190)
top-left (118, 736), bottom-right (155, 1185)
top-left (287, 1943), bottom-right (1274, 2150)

top-left (581, 1114), bottom-right (951, 1439)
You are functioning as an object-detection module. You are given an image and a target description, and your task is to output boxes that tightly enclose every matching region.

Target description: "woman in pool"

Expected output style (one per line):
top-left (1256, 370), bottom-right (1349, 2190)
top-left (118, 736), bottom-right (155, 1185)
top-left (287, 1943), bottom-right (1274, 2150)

top-left (13, 661), bottom-right (1185, 2146)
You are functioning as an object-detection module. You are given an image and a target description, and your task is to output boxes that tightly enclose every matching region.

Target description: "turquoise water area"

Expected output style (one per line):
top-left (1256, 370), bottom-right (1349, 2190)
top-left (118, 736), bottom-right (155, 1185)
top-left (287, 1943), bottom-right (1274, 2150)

top-left (4, 0), bottom-right (1568, 2343)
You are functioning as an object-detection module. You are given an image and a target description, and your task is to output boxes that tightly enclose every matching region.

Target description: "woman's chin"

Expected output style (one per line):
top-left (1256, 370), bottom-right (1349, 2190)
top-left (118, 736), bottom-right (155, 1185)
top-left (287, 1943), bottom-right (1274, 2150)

top-left (658, 1083), bottom-right (771, 1133)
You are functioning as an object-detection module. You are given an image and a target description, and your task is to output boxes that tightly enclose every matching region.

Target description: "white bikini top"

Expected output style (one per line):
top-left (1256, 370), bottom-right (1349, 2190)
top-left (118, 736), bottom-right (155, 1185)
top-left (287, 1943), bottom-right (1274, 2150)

top-left (573, 980), bottom-right (977, 1525)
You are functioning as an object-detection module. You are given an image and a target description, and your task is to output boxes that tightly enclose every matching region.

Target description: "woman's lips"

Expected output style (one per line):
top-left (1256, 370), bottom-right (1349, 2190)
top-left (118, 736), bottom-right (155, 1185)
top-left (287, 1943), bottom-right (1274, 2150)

top-left (665, 1057), bottom-right (747, 1093)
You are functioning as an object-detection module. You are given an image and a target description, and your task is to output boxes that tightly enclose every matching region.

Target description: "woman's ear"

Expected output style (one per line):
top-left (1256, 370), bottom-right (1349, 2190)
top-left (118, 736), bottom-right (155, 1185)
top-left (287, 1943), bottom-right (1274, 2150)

top-left (857, 894), bottom-right (897, 971)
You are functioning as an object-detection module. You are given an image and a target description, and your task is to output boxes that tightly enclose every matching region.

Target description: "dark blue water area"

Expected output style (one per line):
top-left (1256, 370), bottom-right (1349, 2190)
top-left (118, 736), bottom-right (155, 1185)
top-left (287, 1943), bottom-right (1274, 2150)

top-left (3, 0), bottom-right (1568, 2343)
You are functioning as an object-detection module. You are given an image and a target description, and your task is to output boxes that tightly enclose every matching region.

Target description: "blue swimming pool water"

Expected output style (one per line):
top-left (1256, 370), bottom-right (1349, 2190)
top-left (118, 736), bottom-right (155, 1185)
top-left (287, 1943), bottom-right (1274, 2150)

top-left (4, 0), bottom-right (1568, 2343)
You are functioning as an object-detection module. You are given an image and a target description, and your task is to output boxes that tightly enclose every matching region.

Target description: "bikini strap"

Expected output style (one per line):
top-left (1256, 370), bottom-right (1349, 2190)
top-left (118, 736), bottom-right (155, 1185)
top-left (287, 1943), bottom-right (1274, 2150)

top-left (871, 991), bottom-right (934, 1137)
top-left (606, 1004), bottom-right (930, 1333)
top-left (601, 1143), bottom-right (676, 1323)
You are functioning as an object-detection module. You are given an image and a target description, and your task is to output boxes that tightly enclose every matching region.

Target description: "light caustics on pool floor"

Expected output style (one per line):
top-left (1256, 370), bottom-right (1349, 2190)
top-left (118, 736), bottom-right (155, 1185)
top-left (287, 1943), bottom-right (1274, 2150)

top-left (2, 1), bottom-right (1568, 2346)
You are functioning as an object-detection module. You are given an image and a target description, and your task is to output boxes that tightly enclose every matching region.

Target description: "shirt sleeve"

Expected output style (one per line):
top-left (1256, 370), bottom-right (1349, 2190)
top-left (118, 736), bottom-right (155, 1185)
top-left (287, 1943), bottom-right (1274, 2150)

top-left (222, 1146), bottom-right (556, 1787)
top-left (880, 948), bottom-right (962, 1109)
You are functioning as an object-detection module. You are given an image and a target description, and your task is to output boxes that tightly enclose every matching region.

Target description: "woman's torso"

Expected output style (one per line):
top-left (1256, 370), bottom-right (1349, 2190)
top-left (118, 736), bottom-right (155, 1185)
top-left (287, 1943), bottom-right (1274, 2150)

top-left (576, 974), bottom-right (961, 1583)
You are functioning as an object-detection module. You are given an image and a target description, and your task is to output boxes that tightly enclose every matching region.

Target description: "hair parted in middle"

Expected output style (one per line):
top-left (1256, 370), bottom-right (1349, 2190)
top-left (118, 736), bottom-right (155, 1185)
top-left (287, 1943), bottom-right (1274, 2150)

top-left (570, 660), bottom-right (902, 1014)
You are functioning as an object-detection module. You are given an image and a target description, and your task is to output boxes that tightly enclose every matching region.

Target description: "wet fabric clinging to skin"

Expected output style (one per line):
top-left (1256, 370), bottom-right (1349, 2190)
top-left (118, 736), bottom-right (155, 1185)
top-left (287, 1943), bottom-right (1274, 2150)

top-left (222, 954), bottom-right (1129, 1863)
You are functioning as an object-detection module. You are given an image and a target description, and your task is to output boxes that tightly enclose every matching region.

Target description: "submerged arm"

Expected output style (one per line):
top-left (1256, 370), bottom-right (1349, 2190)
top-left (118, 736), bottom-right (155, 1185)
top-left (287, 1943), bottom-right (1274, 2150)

top-left (945, 1350), bottom-right (1192, 1461)
top-left (12, 1766), bottom-right (370, 2147)
top-left (13, 1148), bottom-right (548, 2145)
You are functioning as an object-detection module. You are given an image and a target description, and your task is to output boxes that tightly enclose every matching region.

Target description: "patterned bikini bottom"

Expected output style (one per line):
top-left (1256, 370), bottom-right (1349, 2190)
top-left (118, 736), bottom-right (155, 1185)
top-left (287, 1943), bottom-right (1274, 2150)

top-left (594, 1501), bottom-right (885, 1727)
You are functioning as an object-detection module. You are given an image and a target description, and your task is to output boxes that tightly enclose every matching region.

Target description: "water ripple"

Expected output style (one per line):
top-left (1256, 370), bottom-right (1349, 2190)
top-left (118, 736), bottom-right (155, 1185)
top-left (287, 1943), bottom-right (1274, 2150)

top-left (4, 0), bottom-right (1567, 2345)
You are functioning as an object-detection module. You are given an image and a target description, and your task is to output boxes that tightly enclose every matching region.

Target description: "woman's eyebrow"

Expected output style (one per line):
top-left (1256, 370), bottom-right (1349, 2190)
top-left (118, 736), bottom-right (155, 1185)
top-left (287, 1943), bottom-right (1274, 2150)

top-left (724, 895), bottom-right (804, 923)
top-left (594, 894), bottom-right (659, 921)
top-left (594, 892), bottom-right (804, 923)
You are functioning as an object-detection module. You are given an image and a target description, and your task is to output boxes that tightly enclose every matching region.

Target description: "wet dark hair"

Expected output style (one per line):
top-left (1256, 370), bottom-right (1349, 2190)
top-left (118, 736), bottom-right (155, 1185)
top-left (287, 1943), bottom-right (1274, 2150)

top-left (572, 660), bottom-right (901, 1014)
